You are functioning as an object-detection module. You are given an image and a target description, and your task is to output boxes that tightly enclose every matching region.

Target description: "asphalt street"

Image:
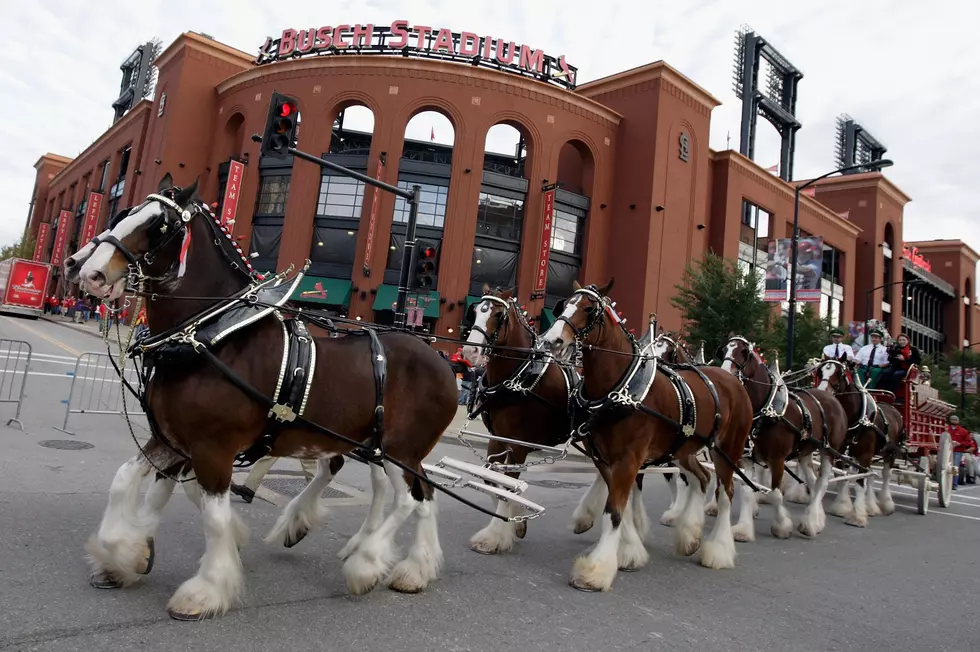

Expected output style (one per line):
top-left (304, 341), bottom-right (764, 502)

top-left (0, 314), bottom-right (978, 652)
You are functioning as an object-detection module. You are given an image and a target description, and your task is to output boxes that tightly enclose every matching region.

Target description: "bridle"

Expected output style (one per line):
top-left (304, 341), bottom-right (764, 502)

top-left (817, 358), bottom-right (852, 393)
top-left (555, 285), bottom-right (609, 345)
top-left (722, 336), bottom-right (756, 382)
top-left (468, 295), bottom-right (536, 356)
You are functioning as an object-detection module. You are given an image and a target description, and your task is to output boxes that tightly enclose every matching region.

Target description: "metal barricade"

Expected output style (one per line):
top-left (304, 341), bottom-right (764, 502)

top-left (56, 352), bottom-right (146, 436)
top-left (0, 339), bottom-right (32, 430)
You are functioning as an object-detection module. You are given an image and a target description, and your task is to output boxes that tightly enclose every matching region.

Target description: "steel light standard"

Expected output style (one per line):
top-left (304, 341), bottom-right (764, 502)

top-left (785, 159), bottom-right (894, 370)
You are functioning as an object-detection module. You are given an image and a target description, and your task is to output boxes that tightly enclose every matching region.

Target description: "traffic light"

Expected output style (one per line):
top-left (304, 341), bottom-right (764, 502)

top-left (261, 92), bottom-right (299, 158)
top-left (414, 240), bottom-right (438, 289)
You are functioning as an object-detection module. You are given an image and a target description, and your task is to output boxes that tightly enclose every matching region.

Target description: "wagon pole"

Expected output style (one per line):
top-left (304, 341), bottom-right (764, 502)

top-left (785, 158), bottom-right (893, 371)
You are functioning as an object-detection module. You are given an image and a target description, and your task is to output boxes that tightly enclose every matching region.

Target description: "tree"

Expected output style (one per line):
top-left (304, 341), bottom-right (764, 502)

top-left (928, 348), bottom-right (980, 431)
top-left (0, 232), bottom-right (36, 261)
top-left (671, 251), bottom-right (771, 358)
top-left (758, 304), bottom-right (831, 372)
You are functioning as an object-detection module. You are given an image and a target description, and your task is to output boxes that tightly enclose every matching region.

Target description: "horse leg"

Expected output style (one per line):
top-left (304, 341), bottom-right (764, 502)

top-left (182, 475), bottom-right (249, 550)
top-left (766, 458), bottom-right (793, 539)
top-left (571, 471), bottom-right (608, 534)
top-left (845, 477), bottom-right (870, 528)
top-left (755, 465), bottom-right (772, 506)
top-left (829, 476), bottom-right (855, 519)
top-left (470, 447), bottom-right (530, 554)
top-left (387, 467), bottom-right (443, 594)
top-left (265, 455), bottom-right (345, 548)
top-left (730, 460), bottom-right (757, 542)
top-left (674, 461), bottom-right (708, 556)
top-left (629, 474), bottom-right (650, 541)
top-left (796, 453), bottom-right (829, 536)
top-left (785, 456), bottom-right (814, 504)
top-left (166, 460), bottom-right (244, 621)
top-left (700, 449), bottom-right (737, 569)
top-left (343, 460), bottom-right (421, 595)
top-left (660, 469), bottom-right (688, 527)
top-left (617, 479), bottom-right (650, 572)
top-left (85, 453), bottom-right (161, 589)
top-left (878, 457), bottom-right (896, 515)
top-left (338, 462), bottom-right (388, 560)
top-left (863, 469), bottom-right (882, 517)
top-left (703, 470), bottom-right (719, 516)
top-left (569, 460), bottom-right (638, 592)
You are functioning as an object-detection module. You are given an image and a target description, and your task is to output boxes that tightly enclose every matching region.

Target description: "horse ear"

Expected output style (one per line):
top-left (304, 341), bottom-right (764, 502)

top-left (158, 173), bottom-right (174, 193)
top-left (499, 286), bottom-right (514, 300)
top-left (481, 283), bottom-right (491, 295)
top-left (728, 330), bottom-right (736, 338)
top-left (175, 177), bottom-right (200, 206)
top-left (599, 277), bottom-right (615, 295)
top-left (572, 280), bottom-right (582, 291)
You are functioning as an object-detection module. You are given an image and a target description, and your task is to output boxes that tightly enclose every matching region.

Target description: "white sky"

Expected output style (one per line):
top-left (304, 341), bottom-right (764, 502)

top-left (2, 0), bottom-right (978, 265)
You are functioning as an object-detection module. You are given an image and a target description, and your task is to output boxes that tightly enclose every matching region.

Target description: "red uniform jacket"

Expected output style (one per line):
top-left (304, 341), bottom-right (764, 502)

top-left (948, 425), bottom-right (976, 453)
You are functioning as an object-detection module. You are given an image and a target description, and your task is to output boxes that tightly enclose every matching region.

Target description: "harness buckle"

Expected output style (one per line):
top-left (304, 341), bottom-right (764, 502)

top-left (269, 403), bottom-right (297, 422)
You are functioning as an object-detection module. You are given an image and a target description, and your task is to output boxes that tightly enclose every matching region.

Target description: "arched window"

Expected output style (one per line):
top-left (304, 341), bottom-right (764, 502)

top-left (546, 140), bottom-right (594, 308)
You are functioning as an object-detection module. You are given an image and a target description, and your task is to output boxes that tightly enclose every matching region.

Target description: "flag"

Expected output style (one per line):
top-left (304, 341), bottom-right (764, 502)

top-left (430, 126), bottom-right (435, 142)
top-left (765, 164), bottom-right (778, 174)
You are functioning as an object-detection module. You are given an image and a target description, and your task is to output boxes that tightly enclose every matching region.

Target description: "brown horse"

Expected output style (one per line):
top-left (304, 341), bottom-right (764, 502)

top-left (459, 286), bottom-right (589, 553)
top-left (719, 336), bottom-right (849, 539)
top-left (64, 175), bottom-right (458, 620)
top-left (815, 358), bottom-right (904, 526)
top-left (540, 280), bottom-right (754, 591)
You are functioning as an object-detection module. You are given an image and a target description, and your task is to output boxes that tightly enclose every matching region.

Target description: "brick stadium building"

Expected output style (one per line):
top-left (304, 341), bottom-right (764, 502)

top-left (23, 27), bottom-right (980, 354)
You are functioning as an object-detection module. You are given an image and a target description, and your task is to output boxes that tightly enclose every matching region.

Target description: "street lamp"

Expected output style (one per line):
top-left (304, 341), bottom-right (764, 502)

top-left (785, 158), bottom-right (894, 370)
top-left (863, 278), bottom-right (925, 345)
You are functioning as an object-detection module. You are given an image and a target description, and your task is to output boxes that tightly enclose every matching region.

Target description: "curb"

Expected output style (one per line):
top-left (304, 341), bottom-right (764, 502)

top-left (40, 316), bottom-right (106, 340)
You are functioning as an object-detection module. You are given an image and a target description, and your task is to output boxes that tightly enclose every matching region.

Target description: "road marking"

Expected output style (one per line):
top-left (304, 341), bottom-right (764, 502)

top-left (0, 318), bottom-right (80, 356)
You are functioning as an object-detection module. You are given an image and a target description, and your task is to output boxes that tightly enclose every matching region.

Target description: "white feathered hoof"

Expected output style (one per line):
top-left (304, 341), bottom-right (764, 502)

top-left (166, 573), bottom-right (242, 622)
top-left (770, 517), bottom-right (793, 539)
top-left (828, 496), bottom-right (854, 519)
top-left (515, 520), bottom-right (527, 539)
top-left (674, 523), bottom-right (702, 557)
top-left (731, 521), bottom-right (755, 543)
top-left (84, 533), bottom-right (147, 589)
top-left (699, 537), bottom-right (736, 570)
top-left (703, 501), bottom-right (719, 517)
top-left (844, 515), bottom-right (868, 529)
top-left (387, 553), bottom-right (440, 594)
top-left (572, 518), bottom-right (595, 535)
top-left (569, 555), bottom-right (617, 592)
top-left (660, 508), bottom-right (680, 527)
top-left (617, 538), bottom-right (649, 572)
top-left (784, 483), bottom-right (810, 505)
top-left (343, 542), bottom-right (396, 595)
top-left (879, 497), bottom-right (896, 516)
top-left (469, 523), bottom-right (516, 555)
top-left (866, 496), bottom-right (882, 518)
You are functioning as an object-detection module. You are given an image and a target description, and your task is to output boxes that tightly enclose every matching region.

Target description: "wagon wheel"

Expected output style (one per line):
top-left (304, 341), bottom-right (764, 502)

top-left (916, 472), bottom-right (930, 515)
top-left (937, 431), bottom-right (954, 508)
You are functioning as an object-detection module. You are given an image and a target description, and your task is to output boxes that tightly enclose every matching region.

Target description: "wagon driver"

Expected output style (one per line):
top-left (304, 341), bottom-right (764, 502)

top-left (822, 327), bottom-right (855, 362)
top-left (854, 328), bottom-right (889, 389)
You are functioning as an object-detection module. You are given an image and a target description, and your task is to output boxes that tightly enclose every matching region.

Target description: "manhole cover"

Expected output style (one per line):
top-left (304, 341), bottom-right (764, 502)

top-left (38, 439), bottom-right (94, 451)
top-left (262, 477), bottom-right (349, 499)
top-left (526, 479), bottom-right (590, 490)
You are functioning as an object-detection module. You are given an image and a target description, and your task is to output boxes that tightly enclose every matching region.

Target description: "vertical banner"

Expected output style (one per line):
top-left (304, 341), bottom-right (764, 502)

top-left (220, 160), bottom-right (245, 230)
top-left (534, 189), bottom-right (556, 293)
top-left (362, 155), bottom-right (386, 273)
top-left (33, 223), bottom-right (51, 262)
top-left (50, 209), bottom-right (73, 268)
top-left (764, 236), bottom-right (824, 302)
top-left (81, 191), bottom-right (104, 244)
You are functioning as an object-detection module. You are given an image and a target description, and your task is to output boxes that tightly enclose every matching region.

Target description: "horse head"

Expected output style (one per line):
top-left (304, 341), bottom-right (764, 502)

top-left (74, 174), bottom-right (200, 300)
top-left (540, 278), bottom-right (615, 362)
top-left (815, 358), bottom-right (852, 393)
top-left (461, 283), bottom-right (517, 366)
top-left (651, 331), bottom-right (680, 361)
top-left (719, 334), bottom-right (763, 382)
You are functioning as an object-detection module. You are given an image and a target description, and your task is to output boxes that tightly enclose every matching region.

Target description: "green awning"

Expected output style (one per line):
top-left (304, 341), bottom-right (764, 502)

top-left (292, 276), bottom-right (352, 307)
top-left (372, 284), bottom-right (441, 319)
top-left (465, 295), bottom-right (482, 312)
top-left (539, 307), bottom-right (556, 330)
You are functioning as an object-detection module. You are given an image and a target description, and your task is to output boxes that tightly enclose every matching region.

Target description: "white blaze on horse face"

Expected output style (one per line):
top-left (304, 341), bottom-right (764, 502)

top-left (720, 341), bottom-right (738, 374)
top-left (817, 362), bottom-right (836, 391)
top-left (652, 339), bottom-right (670, 360)
top-left (542, 295), bottom-right (581, 358)
top-left (462, 301), bottom-right (493, 365)
top-left (65, 229), bottom-right (110, 282)
top-left (80, 202), bottom-right (165, 295)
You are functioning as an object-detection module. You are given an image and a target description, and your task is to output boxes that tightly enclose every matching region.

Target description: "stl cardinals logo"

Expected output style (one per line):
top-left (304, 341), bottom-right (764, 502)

top-left (300, 281), bottom-right (327, 300)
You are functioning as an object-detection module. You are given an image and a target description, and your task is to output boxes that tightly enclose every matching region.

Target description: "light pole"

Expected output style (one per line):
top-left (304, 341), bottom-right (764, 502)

top-left (785, 158), bottom-right (894, 370)
top-left (863, 278), bottom-right (925, 345)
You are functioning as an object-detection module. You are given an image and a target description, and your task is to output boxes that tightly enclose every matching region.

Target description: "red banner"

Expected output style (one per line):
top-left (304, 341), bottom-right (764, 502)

top-left (3, 260), bottom-right (50, 310)
top-left (534, 190), bottom-right (555, 293)
top-left (363, 156), bottom-right (386, 270)
top-left (50, 209), bottom-right (73, 267)
top-left (81, 191), bottom-right (104, 244)
top-left (221, 160), bottom-right (245, 230)
top-left (33, 223), bottom-right (51, 262)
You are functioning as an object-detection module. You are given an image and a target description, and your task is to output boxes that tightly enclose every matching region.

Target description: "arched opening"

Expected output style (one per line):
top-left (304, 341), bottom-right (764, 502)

top-left (466, 123), bottom-right (530, 324)
top-left (216, 112), bottom-right (246, 215)
top-left (377, 109), bottom-right (455, 329)
top-left (293, 104), bottom-right (377, 318)
top-left (541, 140), bottom-right (594, 328)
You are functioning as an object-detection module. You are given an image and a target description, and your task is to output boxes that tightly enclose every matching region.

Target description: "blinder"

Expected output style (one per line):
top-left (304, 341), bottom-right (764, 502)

top-left (555, 285), bottom-right (606, 343)
top-left (469, 295), bottom-right (511, 350)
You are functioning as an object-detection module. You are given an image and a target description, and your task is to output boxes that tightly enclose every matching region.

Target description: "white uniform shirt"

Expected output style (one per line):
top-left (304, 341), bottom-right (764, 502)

top-left (822, 342), bottom-right (855, 361)
top-left (856, 342), bottom-right (889, 367)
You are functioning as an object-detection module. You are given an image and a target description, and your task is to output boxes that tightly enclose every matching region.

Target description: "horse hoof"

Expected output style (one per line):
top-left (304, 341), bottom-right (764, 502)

top-left (469, 545), bottom-right (499, 556)
top-left (284, 530), bottom-right (308, 549)
top-left (844, 519), bottom-right (867, 529)
top-left (168, 608), bottom-right (212, 622)
top-left (515, 522), bottom-right (527, 539)
top-left (569, 579), bottom-right (603, 592)
top-left (572, 521), bottom-right (594, 535)
top-left (90, 572), bottom-right (123, 589)
top-left (618, 565), bottom-right (639, 573)
top-left (138, 537), bottom-right (155, 575)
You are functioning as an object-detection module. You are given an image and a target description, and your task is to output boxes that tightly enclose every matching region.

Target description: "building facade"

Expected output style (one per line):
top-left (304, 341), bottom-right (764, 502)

top-left (22, 29), bottom-right (980, 353)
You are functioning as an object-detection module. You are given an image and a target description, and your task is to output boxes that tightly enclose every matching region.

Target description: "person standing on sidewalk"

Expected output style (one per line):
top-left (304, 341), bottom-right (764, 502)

top-left (947, 415), bottom-right (976, 490)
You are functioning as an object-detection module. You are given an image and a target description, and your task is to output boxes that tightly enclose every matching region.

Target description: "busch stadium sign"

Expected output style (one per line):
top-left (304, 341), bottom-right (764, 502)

top-left (255, 20), bottom-right (578, 90)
